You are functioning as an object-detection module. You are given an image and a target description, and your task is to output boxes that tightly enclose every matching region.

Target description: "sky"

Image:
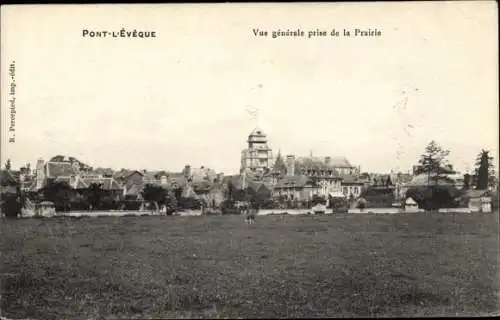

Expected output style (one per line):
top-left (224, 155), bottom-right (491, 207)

top-left (1, 2), bottom-right (498, 175)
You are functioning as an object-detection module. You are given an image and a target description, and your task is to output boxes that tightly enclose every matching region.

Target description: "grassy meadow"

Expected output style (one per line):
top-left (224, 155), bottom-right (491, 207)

top-left (1, 212), bottom-right (499, 319)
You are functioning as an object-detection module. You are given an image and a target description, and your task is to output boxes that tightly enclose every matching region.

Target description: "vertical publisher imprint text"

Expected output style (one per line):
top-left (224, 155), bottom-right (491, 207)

top-left (8, 61), bottom-right (16, 143)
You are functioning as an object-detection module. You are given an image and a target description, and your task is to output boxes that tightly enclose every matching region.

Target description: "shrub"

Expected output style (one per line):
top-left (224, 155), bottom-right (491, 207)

top-left (166, 197), bottom-right (178, 215)
top-left (330, 197), bottom-right (348, 209)
top-left (259, 199), bottom-right (280, 209)
top-left (1, 193), bottom-right (21, 218)
top-left (221, 200), bottom-right (240, 215)
top-left (406, 186), bottom-right (461, 210)
top-left (356, 198), bottom-right (366, 209)
top-left (311, 195), bottom-right (327, 206)
top-left (178, 197), bottom-right (203, 210)
top-left (122, 200), bottom-right (141, 210)
top-left (492, 191), bottom-right (499, 211)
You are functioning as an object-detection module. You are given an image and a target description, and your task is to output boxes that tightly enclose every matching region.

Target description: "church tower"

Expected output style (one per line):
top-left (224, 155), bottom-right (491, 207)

top-left (240, 128), bottom-right (273, 174)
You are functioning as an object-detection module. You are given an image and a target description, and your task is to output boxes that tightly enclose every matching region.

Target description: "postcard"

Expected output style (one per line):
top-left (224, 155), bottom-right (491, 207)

top-left (1, 2), bottom-right (498, 319)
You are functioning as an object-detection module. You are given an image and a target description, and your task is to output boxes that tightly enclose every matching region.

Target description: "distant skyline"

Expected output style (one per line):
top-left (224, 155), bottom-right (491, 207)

top-left (1, 3), bottom-right (498, 175)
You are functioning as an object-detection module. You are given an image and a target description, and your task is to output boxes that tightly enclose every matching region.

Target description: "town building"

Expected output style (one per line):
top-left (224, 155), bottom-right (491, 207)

top-left (340, 175), bottom-right (365, 199)
top-left (269, 152), bottom-right (365, 204)
top-left (272, 175), bottom-right (317, 201)
top-left (282, 154), bottom-right (360, 197)
top-left (33, 157), bottom-right (122, 196)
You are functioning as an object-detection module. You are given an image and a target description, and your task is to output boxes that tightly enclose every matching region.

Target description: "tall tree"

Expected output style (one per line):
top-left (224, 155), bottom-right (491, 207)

top-left (273, 151), bottom-right (287, 177)
top-left (4, 159), bottom-right (11, 170)
top-left (463, 173), bottom-right (471, 190)
top-left (87, 183), bottom-right (104, 210)
top-left (165, 189), bottom-right (178, 215)
top-left (475, 149), bottom-right (495, 190)
top-left (417, 141), bottom-right (450, 185)
top-left (226, 180), bottom-right (234, 201)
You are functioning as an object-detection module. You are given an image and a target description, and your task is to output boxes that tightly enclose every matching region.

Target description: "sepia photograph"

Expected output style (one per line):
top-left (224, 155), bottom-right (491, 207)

top-left (1, 2), bottom-right (499, 318)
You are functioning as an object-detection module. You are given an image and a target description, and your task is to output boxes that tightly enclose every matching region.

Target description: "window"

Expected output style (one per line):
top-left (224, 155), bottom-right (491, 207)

top-left (343, 187), bottom-right (348, 195)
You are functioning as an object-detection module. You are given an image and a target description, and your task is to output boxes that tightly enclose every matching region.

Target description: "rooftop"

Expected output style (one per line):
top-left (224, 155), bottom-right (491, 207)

top-left (275, 175), bottom-right (313, 189)
top-left (46, 162), bottom-right (78, 179)
top-left (294, 156), bottom-right (354, 170)
top-left (248, 127), bottom-right (266, 138)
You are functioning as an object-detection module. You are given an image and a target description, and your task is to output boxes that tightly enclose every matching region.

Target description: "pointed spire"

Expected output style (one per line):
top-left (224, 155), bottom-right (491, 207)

top-left (272, 151), bottom-right (287, 176)
top-left (275, 149), bottom-right (282, 161)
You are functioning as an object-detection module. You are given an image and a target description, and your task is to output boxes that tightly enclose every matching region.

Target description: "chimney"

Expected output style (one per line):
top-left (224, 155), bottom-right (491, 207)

top-left (183, 165), bottom-right (191, 178)
top-left (35, 159), bottom-right (45, 190)
top-left (160, 175), bottom-right (167, 185)
top-left (69, 175), bottom-right (77, 189)
top-left (286, 155), bottom-right (295, 176)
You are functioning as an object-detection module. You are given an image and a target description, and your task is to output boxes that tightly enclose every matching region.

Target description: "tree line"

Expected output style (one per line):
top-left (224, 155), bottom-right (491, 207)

top-left (406, 141), bottom-right (497, 210)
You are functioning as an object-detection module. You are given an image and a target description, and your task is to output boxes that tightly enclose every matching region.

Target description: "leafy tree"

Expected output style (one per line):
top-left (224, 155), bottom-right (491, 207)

top-left (417, 141), bottom-right (450, 185)
top-left (247, 184), bottom-right (271, 209)
top-left (50, 155), bottom-right (66, 162)
top-left (4, 159), bottom-right (11, 170)
top-left (225, 180), bottom-right (234, 201)
top-left (463, 173), bottom-right (471, 190)
top-left (173, 187), bottom-right (183, 201)
top-left (87, 183), bottom-right (104, 210)
top-left (1, 188), bottom-right (22, 218)
top-left (406, 185), bottom-right (461, 210)
top-left (165, 190), bottom-right (178, 215)
top-left (386, 176), bottom-right (393, 187)
top-left (42, 179), bottom-right (73, 212)
top-left (141, 184), bottom-right (167, 212)
top-left (356, 198), bottom-right (367, 209)
top-left (475, 149), bottom-right (495, 190)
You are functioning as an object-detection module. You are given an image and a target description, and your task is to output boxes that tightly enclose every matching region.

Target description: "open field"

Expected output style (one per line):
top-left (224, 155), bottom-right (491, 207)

top-left (1, 213), bottom-right (499, 319)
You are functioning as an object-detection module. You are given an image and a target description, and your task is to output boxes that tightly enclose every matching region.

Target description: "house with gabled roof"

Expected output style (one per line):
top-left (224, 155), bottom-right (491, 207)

top-left (92, 167), bottom-right (115, 177)
top-left (273, 175), bottom-right (318, 201)
top-left (113, 169), bottom-right (133, 183)
top-left (340, 174), bottom-right (364, 199)
top-left (168, 172), bottom-right (188, 190)
top-left (82, 174), bottom-right (122, 192)
top-left (142, 170), bottom-right (169, 186)
top-left (122, 170), bottom-right (145, 199)
top-left (34, 157), bottom-right (123, 193)
top-left (279, 154), bottom-right (359, 198)
top-left (46, 161), bottom-right (79, 180)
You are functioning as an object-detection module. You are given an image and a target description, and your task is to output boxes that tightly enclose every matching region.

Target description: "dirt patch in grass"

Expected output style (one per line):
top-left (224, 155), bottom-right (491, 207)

top-left (1, 213), bottom-right (499, 318)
